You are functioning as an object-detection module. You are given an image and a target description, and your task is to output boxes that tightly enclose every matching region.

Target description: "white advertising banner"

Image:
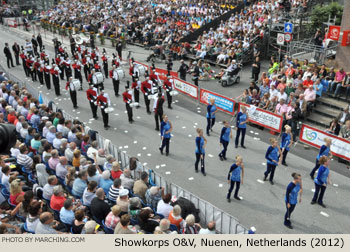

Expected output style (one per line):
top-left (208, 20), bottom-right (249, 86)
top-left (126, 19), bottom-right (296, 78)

top-left (173, 77), bottom-right (198, 99)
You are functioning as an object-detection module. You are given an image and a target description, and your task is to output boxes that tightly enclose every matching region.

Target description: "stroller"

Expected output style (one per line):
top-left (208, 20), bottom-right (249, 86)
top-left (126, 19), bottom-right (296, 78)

top-left (219, 64), bottom-right (242, 87)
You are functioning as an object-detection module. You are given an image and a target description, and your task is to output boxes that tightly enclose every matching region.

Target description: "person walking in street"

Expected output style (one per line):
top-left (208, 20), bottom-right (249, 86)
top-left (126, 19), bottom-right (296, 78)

top-left (154, 92), bottom-right (165, 131)
top-left (310, 138), bottom-right (332, 179)
top-left (219, 120), bottom-right (232, 161)
top-left (226, 155), bottom-right (244, 202)
top-left (122, 83), bottom-right (134, 124)
top-left (86, 84), bottom-right (99, 119)
top-left (311, 156), bottom-right (330, 208)
top-left (284, 173), bottom-right (303, 229)
top-left (12, 42), bottom-right (20, 66)
top-left (178, 60), bottom-right (189, 81)
top-left (280, 125), bottom-right (293, 166)
top-left (195, 128), bottom-right (207, 176)
top-left (65, 77), bottom-right (78, 109)
top-left (206, 98), bottom-right (217, 136)
top-left (235, 106), bottom-right (248, 148)
top-left (264, 138), bottom-right (282, 185)
top-left (159, 114), bottom-right (173, 156)
top-left (192, 61), bottom-right (200, 86)
top-left (97, 89), bottom-right (111, 129)
top-left (251, 57), bottom-right (260, 82)
top-left (3, 43), bottom-right (15, 68)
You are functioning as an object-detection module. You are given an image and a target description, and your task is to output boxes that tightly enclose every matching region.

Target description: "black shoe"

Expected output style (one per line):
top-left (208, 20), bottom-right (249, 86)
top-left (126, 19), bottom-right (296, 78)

top-left (94, 116), bottom-right (98, 120)
top-left (147, 111), bottom-right (152, 115)
top-left (155, 128), bottom-right (159, 131)
top-left (270, 180), bottom-right (274, 185)
top-left (235, 145), bottom-right (238, 148)
top-left (284, 224), bottom-right (293, 229)
top-left (310, 174), bottom-right (314, 180)
top-left (104, 126), bottom-right (109, 130)
top-left (129, 120), bottom-right (133, 124)
top-left (219, 155), bottom-right (223, 161)
top-left (195, 170), bottom-right (199, 173)
top-left (202, 172), bottom-right (206, 176)
top-left (116, 94), bottom-right (120, 97)
top-left (318, 203), bottom-right (326, 208)
top-left (168, 106), bottom-right (173, 109)
top-left (211, 129), bottom-right (213, 132)
top-left (166, 153), bottom-right (169, 156)
top-left (74, 106), bottom-right (78, 109)
top-left (136, 106), bottom-right (140, 109)
top-left (223, 157), bottom-right (227, 160)
top-left (207, 133), bottom-right (210, 136)
top-left (159, 148), bottom-right (163, 155)
top-left (282, 162), bottom-right (288, 166)
top-left (310, 201), bottom-right (316, 205)
top-left (234, 196), bottom-right (241, 200)
top-left (241, 145), bottom-right (246, 149)
top-left (263, 176), bottom-right (267, 181)
top-left (227, 198), bottom-right (231, 203)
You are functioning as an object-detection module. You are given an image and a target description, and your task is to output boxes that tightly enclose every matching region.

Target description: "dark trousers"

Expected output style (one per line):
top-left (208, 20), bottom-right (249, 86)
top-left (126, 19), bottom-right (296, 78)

top-left (112, 79), bottom-right (119, 96)
top-left (310, 159), bottom-right (320, 177)
top-left (6, 56), bottom-right (14, 68)
top-left (15, 53), bottom-right (20, 65)
top-left (144, 94), bottom-right (151, 113)
top-left (219, 140), bottom-right (229, 159)
top-left (70, 90), bottom-right (77, 107)
top-left (53, 76), bottom-right (60, 95)
top-left (84, 66), bottom-right (90, 81)
top-left (284, 203), bottom-right (296, 226)
top-left (31, 69), bottom-right (37, 81)
top-left (22, 60), bottom-right (29, 76)
top-left (282, 149), bottom-right (289, 164)
top-left (126, 103), bottom-right (133, 122)
top-left (160, 137), bottom-right (170, 154)
top-left (206, 118), bottom-right (215, 134)
top-left (44, 74), bottom-right (51, 89)
top-left (37, 71), bottom-right (44, 84)
top-left (264, 163), bottom-right (276, 181)
top-left (252, 71), bottom-right (259, 81)
top-left (193, 77), bottom-right (198, 86)
top-left (180, 74), bottom-right (186, 81)
top-left (65, 68), bottom-right (72, 81)
top-left (227, 180), bottom-right (240, 199)
top-left (104, 64), bottom-right (108, 78)
top-left (101, 108), bottom-right (109, 127)
top-left (235, 127), bottom-right (246, 147)
top-left (166, 91), bottom-right (172, 108)
top-left (59, 67), bottom-right (65, 80)
top-left (195, 153), bottom-right (205, 173)
top-left (89, 102), bottom-right (98, 118)
top-left (312, 183), bottom-right (326, 204)
top-left (134, 89), bottom-right (140, 103)
top-left (155, 112), bottom-right (163, 130)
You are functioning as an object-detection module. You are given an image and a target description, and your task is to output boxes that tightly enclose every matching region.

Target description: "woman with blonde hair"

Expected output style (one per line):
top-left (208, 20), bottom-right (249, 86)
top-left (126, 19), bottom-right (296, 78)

top-left (105, 205), bottom-right (121, 229)
top-left (284, 173), bottom-right (303, 229)
top-left (206, 98), bottom-right (217, 136)
top-left (111, 162), bottom-right (122, 179)
top-left (226, 156), bottom-right (244, 202)
top-left (235, 106), bottom-right (248, 148)
top-left (168, 205), bottom-right (184, 230)
top-left (159, 114), bottom-right (173, 156)
top-left (264, 138), bottom-right (282, 185)
top-left (195, 128), bottom-right (207, 176)
top-left (10, 179), bottom-right (24, 206)
top-left (280, 125), bottom-right (293, 166)
top-left (311, 156), bottom-right (330, 208)
top-left (65, 166), bottom-right (76, 188)
top-left (310, 138), bottom-right (332, 179)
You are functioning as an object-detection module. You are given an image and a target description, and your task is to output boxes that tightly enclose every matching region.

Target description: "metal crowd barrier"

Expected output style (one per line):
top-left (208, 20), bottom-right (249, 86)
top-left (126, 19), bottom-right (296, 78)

top-left (2, 67), bottom-right (249, 234)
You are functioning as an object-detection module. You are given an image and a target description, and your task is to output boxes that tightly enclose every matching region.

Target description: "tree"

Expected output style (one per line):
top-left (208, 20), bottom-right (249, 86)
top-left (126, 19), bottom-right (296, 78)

top-left (309, 2), bottom-right (343, 32)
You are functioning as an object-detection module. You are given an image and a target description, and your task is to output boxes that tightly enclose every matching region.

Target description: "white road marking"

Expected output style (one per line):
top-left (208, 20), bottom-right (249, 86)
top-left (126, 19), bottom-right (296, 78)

top-left (89, 118), bottom-right (95, 121)
top-left (254, 132), bottom-right (259, 135)
top-left (176, 116), bottom-right (179, 118)
top-left (320, 211), bottom-right (329, 217)
top-left (114, 128), bottom-right (117, 130)
top-left (175, 100), bottom-right (179, 102)
top-left (161, 164), bottom-right (166, 167)
top-left (88, 121), bottom-right (92, 124)
top-left (147, 153), bottom-right (152, 156)
top-left (124, 145), bottom-right (128, 149)
top-left (122, 151), bottom-right (127, 153)
top-left (253, 137), bottom-right (260, 140)
top-left (182, 126), bottom-right (186, 129)
top-left (46, 93), bottom-right (50, 95)
top-left (257, 179), bottom-right (264, 184)
top-left (208, 154), bottom-right (214, 158)
top-left (124, 111), bottom-right (127, 113)
top-left (194, 123), bottom-right (198, 125)
top-left (311, 189), bottom-right (315, 192)
top-left (155, 165), bottom-right (160, 169)
top-left (165, 172), bottom-right (171, 175)
top-left (142, 147), bottom-right (147, 150)
top-left (124, 130), bottom-right (128, 133)
top-left (250, 130), bottom-right (254, 134)
top-left (137, 153), bottom-right (141, 157)
top-left (136, 116), bottom-right (141, 119)
top-left (72, 110), bottom-right (76, 112)
top-left (75, 117), bottom-right (79, 119)
top-left (188, 134), bottom-right (192, 137)
top-left (219, 184), bottom-right (223, 188)
top-left (333, 184), bottom-right (338, 187)
top-left (262, 162), bottom-right (266, 166)
top-left (58, 99), bottom-right (62, 101)
top-left (77, 112), bottom-right (80, 114)
top-left (188, 177), bottom-right (194, 181)
top-left (119, 146), bottom-right (123, 149)
top-left (113, 104), bottom-right (116, 106)
top-left (133, 141), bottom-right (138, 144)
top-left (143, 163), bottom-right (148, 166)
top-left (197, 111), bottom-right (201, 113)
top-left (114, 113), bottom-right (119, 116)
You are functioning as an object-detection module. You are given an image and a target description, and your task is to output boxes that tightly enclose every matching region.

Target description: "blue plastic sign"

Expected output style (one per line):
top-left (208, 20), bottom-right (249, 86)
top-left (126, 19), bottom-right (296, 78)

top-left (284, 22), bottom-right (293, 33)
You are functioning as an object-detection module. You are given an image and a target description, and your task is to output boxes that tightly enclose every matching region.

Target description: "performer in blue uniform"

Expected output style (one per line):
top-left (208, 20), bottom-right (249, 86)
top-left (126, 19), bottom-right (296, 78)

top-left (264, 138), bottom-right (282, 185)
top-left (284, 173), bottom-right (303, 229)
top-left (235, 106), bottom-right (248, 148)
top-left (310, 138), bottom-right (332, 179)
top-left (226, 156), bottom-right (244, 202)
top-left (219, 120), bottom-right (232, 161)
top-left (311, 156), bottom-right (330, 208)
top-left (280, 125), bottom-right (293, 166)
top-left (195, 128), bottom-right (207, 176)
top-left (206, 98), bottom-right (217, 136)
top-left (159, 114), bottom-right (173, 156)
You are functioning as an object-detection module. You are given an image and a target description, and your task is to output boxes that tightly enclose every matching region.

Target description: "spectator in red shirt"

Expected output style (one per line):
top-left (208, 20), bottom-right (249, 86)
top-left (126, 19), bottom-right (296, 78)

top-left (7, 108), bottom-right (17, 124)
top-left (50, 185), bottom-right (67, 211)
top-left (303, 76), bottom-right (314, 89)
top-left (111, 162), bottom-right (123, 180)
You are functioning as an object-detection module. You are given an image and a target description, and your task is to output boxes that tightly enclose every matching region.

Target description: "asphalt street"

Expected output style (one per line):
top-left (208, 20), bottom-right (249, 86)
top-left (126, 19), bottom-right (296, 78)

top-left (1, 25), bottom-right (349, 234)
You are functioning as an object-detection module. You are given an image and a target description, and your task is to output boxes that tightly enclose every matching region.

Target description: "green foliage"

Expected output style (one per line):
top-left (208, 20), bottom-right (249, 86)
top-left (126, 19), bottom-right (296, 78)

top-left (309, 2), bottom-right (343, 31)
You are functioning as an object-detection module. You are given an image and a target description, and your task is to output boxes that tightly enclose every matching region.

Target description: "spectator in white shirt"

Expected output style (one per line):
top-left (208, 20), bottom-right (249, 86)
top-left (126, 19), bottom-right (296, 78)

top-left (16, 116), bottom-right (25, 133)
top-left (277, 88), bottom-right (288, 102)
top-left (65, 142), bottom-right (76, 163)
top-left (120, 169), bottom-right (134, 190)
top-left (157, 193), bottom-right (173, 219)
top-left (96, 149), bottom-right (107, 166)
top-left (17, 144), bottom-right (33, 171)
top-left (87, 141), bottom-right (98, 160)
top-left (56, 157), bottom-right (69, 179)
top-left (53, 132), bottom-right (63, 149)
top-left (199, 221), bottom-right (216, 234)
top-left (42, 121), bottom-right (52, 138)
top-left (269, 85), bottom-right (278, 101)
top-left (42, 175), bottom-right (58, 200)
top-left (20, 122), bottom-right (29, 139)
top-left (46, 126), bottom-right (56, 144)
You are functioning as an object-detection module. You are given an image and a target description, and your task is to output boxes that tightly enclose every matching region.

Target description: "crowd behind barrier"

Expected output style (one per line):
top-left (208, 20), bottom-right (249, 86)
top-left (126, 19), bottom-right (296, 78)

top-left (0, 66), bottom-right (249, 234)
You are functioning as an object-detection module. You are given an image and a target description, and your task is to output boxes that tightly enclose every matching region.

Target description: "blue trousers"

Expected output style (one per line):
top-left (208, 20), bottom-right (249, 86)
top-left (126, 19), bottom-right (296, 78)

top-left (235, 127), bottom-right (246, 147)
top-left (284, 203), bottom-right (296, 226)
top-left (310, 159), bottom-right (320, 177)
top-left (206, 118), bottom-right (215, 134)
top-left (312, 183), bottom-right (326, 204)
top-left (195, 153), bottom-right (205, 173)
top-left (227, 180), bottom-right (240, 199)
top-left (219, 140), bottom-right (229, 159)
top-left (264, 163), bottom-right (276, 181)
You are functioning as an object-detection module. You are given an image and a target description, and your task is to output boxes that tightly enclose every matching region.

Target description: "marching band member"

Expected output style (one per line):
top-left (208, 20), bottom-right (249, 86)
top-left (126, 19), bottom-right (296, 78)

top-left (72, 60), bottom-right (83, 90)
top-left (102, 52), bottom-right (108, 79)
top-left (284, 173), bottom-right (302, 229)
top-left (26, 56), bottom-right (35, 81)
top-left (163, 76), bottom-right (173, 109)
top-left (112, 54), bottom-right (120, 68)
top-left (141, 77), bottom-right (152, 114)
top-left (64, 56), bottom-right (72, 81)
top-left (153, 92), bottom-right (165, 131)
top-left (131, 78), bottom-right (141, 108)
top-left (159, 114), bottom-right (173, 156)
top-left (37, 58), bottom-right (44, 85)
top-left (44, 63), bottom-right (51, 89)
top-left (20, 50), bottom-right (29, 77)
top-left (109, 65), bottom-right (120, 97)
top-left (86, 84), bottom-right (99, 120)
top-left (56, 54), bottom-right (64, 80)
top-left (264, 138), bottom-right (282, 185)
top-left (82, 55), bottom-right (90, 82)
top-left (226, 156), bottom-right (245, 202)
top-left (32, 57), bottom-right (40, 82)
top-left (219, 120), bottom-right (232, 161)
top-left (88, 69), bottom-right (95, 86)
top-left (93, 60), bottom-right (101, 72)
top-left (122, 81), bottom-right (134, 124)
top-left (130, 61), bottom-right (138, 82)
top-left (97, 89), bottom-right (111, 130)
top-left (66, 77), bottom-right (78, 109)
top-left (50, 64), bottom-right (61, 96)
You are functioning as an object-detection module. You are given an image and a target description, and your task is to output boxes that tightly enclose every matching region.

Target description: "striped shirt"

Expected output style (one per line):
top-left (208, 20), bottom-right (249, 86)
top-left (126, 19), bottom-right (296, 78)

top-left (108, 186), bottom-right (123, 202)
top-left (17, 153), bottom-right (33, 171)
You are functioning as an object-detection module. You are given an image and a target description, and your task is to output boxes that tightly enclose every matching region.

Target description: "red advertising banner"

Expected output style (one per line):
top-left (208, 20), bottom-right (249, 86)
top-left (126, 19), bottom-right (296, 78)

top-left (327, 25), bottom-right (341, 41)
top-left (299, 124), bottom-right (350, 161)
top-left (154, 68), bottom-right (178, 81)
top-left (342, 30), bottom-right (350, 46)
top-left (199, 89), bottom-right (235, 115)
top-left (238, 103), bottom-right (283, 132)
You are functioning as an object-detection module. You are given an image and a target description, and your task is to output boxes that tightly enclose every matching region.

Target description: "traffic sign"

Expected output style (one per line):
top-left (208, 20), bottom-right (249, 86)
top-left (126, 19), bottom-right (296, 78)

top-left (277, 33), bottom-right (285, 45)
top-left (284, 22), bottom-right (293, 33)
top-left (284, 33), bottom-right (292, 43)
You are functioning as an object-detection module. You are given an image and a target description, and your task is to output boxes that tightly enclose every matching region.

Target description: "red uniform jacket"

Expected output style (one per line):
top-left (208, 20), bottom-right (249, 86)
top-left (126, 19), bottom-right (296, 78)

top-left (96, 94), bottom-right (107, 106)
top-left (86, 88), bottom-right (97, 101)
top-left (109, 69), bottom-right (113, 78)
top-left (101, 56), bottom-right (107, 62)
top-left (163, 79), bottom-right (172, 91)
top-left (122, 92), bottom-right (132, 104)
top-left (131, 81), bottom-right (139, 90)
top-left (141, 81), bottom-right (152, 94)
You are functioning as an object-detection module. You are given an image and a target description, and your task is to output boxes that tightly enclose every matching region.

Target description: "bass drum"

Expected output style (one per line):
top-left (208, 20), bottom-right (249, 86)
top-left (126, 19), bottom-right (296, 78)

top-left (104, 107), bottom-right (115, 113)
top-left (92, 72), bottom-right (104, 84)
top-left (130, 102), bottom-right (139, 108)
top-left (115, 68), bottom-right (125, 79)
top-left (170, 90), bottom-right (178, 96)
top-left (72, 79), bottom-right (81, 90)
top-left (135, 64), bottom-right (147, 77)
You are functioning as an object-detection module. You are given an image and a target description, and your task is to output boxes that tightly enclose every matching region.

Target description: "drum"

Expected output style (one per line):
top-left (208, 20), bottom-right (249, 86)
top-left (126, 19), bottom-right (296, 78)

top-left (115, 68), bottom-right (125, 80)
top-left (72, 79), bottom-right (81, 90)
top-left (104, 107), bottom-right (115, 113)
top-left (130, 102), bottom-right (139, 108)
top-left (135, 64), bottom-right (147, 77)
top-left (170, 90), bottom-right (178, 96)
top-left (92, 72), bottom-right (104, 84)
top-left (148, 94), bottom-right (157, 100)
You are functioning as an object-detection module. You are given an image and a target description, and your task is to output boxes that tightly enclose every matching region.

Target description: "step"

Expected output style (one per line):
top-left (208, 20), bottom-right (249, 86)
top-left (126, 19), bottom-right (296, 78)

top-left (306, 113), bottom-right (331, 129)
top-left (313, 104), bottom-right (339, 119)
top-left (318, 96), bottom-right (349, 111)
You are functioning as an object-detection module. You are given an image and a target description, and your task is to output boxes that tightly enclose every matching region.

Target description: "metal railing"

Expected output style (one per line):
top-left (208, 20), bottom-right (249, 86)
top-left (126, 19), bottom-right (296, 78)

top-left (1, 66), bottom-right (250, 234)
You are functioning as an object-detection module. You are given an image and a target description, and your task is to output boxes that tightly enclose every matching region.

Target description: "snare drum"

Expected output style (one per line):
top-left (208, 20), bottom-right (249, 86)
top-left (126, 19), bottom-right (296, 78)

top-left (130, 102), bottom-right (139, 108)
top-left (115, 68), bottom-right (125, 80)
top-left (92, 72), bottom-right (104, 84)
top-left (104, 107), bottom-right (115, 113)
top-left (135, 64), bottom-right (147, 77)
top-left (72, 79), bottom-right (81, 90)
top-left (169, 90), bottom-right (178, 96)
top-left (148, 94), bottom-right (157, 100)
